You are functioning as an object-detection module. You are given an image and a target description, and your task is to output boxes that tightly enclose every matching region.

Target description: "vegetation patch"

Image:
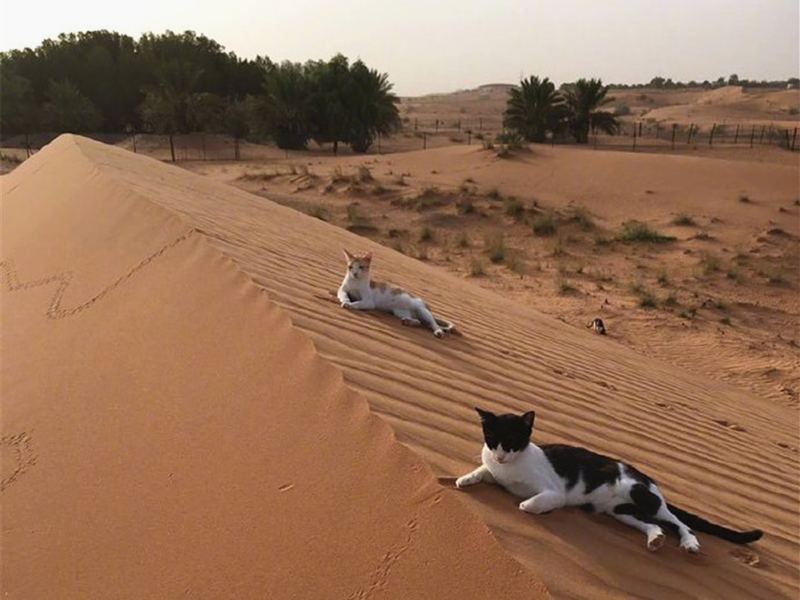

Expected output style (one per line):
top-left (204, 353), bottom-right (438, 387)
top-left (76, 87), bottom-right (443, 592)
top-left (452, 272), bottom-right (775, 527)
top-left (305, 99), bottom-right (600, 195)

top-left (484, 233), bottom-right (507, 263)
top-left (616, 221), bottom-right (675, 243)
top-left (532, 213), bottom-right (558, 236)
top-left (672, 214), bottom-right (696, 226)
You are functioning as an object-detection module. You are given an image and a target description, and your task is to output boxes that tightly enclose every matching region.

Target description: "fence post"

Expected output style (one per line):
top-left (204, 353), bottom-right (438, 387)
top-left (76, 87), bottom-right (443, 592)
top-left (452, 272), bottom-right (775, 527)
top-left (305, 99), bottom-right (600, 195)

top-left (671, 124), bottom-right (677, 150)
top-left (709, 123), bottom-right (716, 146)
top-left (638, 122), bottom-right (642, 137)
top-left (466, 130), bottom-right (472, 145)
top-left (792, 128), bottom-right (798, 152)
top-left (784, 129), bottom-right (791, 150)
top-left (655, 123), bottom-right (660, 139)
top-left (435, 119), bottom-right (439, 133)
top-left (414, 118), bottom-right (418, 131)
top-left (758, 125), bottom-right (765, 145)
top-left (734, 124), bottom-right (740, 144)
top-left (749, 125), bottom-right (755, 147)
top-left (632, 124), bottom-right (637, 151)
top-left (687, 124), bottom-right (695, 145)
top-left (169, 134), bottom-right (176, 162)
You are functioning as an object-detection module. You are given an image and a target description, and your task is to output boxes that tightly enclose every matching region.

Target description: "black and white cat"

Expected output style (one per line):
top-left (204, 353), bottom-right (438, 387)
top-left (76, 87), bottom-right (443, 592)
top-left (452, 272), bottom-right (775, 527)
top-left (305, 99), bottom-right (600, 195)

top-left (456, 408), bottom-right (763, 553)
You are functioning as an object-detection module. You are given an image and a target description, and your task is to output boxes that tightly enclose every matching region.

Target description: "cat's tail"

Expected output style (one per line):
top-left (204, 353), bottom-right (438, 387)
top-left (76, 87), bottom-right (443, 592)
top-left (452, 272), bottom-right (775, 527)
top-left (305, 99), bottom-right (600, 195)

top-left (667, 503), bottom-right (763, 545)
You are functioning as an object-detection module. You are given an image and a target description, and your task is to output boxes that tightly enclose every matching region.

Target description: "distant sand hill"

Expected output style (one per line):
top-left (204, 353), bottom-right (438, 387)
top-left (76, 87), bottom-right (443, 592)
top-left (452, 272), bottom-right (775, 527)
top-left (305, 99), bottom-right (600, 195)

top-left (2, 136), bottom-right (797, 600)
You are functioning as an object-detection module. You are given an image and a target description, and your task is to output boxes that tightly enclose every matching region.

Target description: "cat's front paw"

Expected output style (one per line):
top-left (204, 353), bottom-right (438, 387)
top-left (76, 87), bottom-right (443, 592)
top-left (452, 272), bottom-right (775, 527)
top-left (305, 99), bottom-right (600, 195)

top-left (680, 535), bottom-right (701, 554)
top-left (341, 301), bottom-right (353, 309)
top-left (455, 474), bottom-right (480, 488)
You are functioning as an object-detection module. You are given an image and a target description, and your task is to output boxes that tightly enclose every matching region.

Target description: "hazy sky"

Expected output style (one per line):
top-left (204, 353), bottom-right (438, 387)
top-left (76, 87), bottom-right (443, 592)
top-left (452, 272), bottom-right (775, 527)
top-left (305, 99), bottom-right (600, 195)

top-left (1, 0), bottom-right (797, 96)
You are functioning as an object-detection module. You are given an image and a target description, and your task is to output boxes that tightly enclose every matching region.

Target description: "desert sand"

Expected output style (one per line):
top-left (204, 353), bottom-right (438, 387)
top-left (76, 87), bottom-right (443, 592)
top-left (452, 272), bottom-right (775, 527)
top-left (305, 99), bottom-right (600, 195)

top-left (3, 133), bottom-right (798, 600)
top-left (1, 135), bottom-right (550, 600)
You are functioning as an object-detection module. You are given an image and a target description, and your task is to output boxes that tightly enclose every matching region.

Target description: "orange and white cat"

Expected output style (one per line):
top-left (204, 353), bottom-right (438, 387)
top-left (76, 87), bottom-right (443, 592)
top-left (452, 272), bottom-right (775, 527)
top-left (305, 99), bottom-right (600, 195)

top-left (337, 249), bottom-right (456, 338)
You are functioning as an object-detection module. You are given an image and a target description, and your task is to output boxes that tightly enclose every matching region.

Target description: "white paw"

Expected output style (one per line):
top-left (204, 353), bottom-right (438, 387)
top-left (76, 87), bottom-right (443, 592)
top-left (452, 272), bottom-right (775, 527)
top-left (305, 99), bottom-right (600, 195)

top-left (455, 474), bottom-right (480, 488)
top-left (341, 301), bottom-right (352, 309)
top-left (647, 530), bottom-right (666, 552)
top-left (680, 536), bottom-right (701, 554)
top-left (519, 498), bottom-right (540, 514)
top-left (433, 329), bottom-right (444, 338)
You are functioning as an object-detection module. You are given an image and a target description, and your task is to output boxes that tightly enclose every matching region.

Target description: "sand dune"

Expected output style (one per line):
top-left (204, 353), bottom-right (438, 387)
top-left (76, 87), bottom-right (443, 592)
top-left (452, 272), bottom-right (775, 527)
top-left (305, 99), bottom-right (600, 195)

top-left (3, 136), bottom-right (798, 600)
top-left (1, 135), bottom-right (550, 600)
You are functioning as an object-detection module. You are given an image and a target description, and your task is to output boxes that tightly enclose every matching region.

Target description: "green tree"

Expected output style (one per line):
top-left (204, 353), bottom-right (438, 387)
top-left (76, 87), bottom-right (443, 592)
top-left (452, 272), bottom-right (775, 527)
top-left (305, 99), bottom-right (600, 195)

top-left (503, 76), bottom-right (566, 143)
top-left (41, 79), bottom-right (102, 132)
top-left (346, 61), bottom-right (401, 153)
top-left (0, 63), bottom-right (38, 137)
top-left (308, 54), bottom-right (352, 155)
top-left (562, 78), bottom-right (618, 144)
top-left (260, 61), bottom-right (314, 150)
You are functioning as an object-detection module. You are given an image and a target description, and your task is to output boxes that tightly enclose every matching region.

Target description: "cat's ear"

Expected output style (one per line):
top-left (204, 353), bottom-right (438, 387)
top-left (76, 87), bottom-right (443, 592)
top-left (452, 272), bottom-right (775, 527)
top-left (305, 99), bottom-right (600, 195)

top-left (475, 407), bottom-right (496, 422)
top-left (521, 411), bottom-right (536, 429)
top-left (343, 248), bottom-right (355, 262)
top-left (363, 252), bottom-right (373, 263)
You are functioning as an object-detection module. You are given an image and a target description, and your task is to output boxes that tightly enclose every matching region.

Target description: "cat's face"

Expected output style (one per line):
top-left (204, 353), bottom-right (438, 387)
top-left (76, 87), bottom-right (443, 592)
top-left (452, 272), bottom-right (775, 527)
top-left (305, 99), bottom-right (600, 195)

top-left (343, 249), bottom-right (372, 280)
top-left (476, 407), bottom-right (535, 464)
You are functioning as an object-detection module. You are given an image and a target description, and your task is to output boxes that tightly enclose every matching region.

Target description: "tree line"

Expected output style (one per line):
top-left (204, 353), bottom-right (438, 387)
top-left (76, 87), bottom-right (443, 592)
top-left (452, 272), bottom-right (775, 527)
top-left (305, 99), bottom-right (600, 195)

top-left (0, 30), bottom-right (400, 154)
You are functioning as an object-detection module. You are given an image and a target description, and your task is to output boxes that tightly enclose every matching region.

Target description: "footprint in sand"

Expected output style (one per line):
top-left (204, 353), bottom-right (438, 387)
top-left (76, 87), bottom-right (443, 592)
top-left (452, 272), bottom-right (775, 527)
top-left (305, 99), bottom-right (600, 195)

top-left (729, 548), bottom-right (761, 567)
top-left (776, 442), bottom-right (798, 453)
top-left (713, 419), bottom-right (747, 432)
top-left (655, 401), bottom-right (672, 411)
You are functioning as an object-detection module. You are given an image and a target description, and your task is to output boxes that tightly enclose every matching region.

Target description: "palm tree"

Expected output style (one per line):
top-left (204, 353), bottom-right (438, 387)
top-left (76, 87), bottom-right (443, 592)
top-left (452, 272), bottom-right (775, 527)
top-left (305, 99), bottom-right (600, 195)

top-left (347, 61), bottom-right (401, 153)
top-left (262, 61), bottom-right (314, 150)
top-left (503, 76), bottom-right (566, 143)
top-left (562, 78), bottom-right (618, 144)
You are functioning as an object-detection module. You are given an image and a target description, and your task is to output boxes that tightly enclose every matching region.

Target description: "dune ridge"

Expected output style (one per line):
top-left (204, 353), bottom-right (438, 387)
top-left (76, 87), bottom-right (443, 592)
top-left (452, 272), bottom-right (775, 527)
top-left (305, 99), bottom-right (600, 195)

top-left (4, 135), bottom-right (798, 600)
top-left (1, 135), bottom-right (550, 599)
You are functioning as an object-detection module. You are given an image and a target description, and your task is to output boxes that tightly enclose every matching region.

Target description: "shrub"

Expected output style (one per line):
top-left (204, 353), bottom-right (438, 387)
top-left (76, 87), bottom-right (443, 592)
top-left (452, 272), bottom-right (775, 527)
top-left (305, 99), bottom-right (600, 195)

top-left (639, 291), bottom-right (658, 308)
top-left (485, 233), bottom-right (507, 263)
top-left (559, 279), bottom-right (577, 294)
top-left (505, 197), bottom-right (525, 220)
top-left (699, 253), bottom-right (720, 274)
top-left (616, 221), bottom-right (675, 243)
top-left (470, 259), bottom-right (486, 276)
top-left (357, 165), bottom-right (373, 182)
top-left (457, 232), bottom-right (470, 248)
top-left (419, 226), bottom-right (434, 242)
top-left (308, 206), bottom-right (328, 221)
top-left (570, 206), bottom-right (595, 230)
top-left (672, 214), bottom-right (696, 226)
top-left (532, 213), bottom-right (558, 236)
top-left (456, 198), bottom-right (475, 214)
top-left (486, 187), bottom-right (502, 200)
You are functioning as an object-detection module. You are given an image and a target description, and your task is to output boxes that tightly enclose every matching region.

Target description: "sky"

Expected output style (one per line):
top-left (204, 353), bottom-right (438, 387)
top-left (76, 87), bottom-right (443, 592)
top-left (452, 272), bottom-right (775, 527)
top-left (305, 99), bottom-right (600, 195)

top-left (1, 0), bottom-right (797, 96)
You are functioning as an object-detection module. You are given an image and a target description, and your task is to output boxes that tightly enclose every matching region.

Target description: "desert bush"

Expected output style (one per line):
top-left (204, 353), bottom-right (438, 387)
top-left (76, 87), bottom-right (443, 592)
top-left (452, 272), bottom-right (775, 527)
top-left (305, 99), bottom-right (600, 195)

top-left (505, 197), bottom-right (525, 220)
top-left (616, 221), bottom-right (675, 243)
top-left (739, 194), bottom-right (751, 203)
top-left (470, 259), bottom-right (486, 276)
top-left (614, 104), bottom-right (631, 116)
top-left (569, 205), bottom-right (595, 230)
top-left (456, 198), bottom-right (475, 214)
top-left (486, 187), bottom-right (502, 200)
top-left (657, 271), bottom-right (670, 286)
top-left (308, 206), bottom-right (328, 221)
top-left (485, 233), bottom-right (507, 263)
top-left (419, 226), bottom-right (434, 242)
top-left (699, 253), bottom-right (720, 274)
top-left (559, 279), bottom-right (577, 294)
top-left (672, 214), bottom-right (696, 226)
top-left (532, 213), bottom-right (558, 236)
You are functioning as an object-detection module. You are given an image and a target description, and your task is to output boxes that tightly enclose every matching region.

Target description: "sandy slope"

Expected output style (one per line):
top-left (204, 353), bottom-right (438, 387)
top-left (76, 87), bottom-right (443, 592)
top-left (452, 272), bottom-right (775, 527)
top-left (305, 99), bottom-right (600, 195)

top-left (1, 135), bottom-right (550, 600)
top-left (3, 136), bottom-right (798, 600)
